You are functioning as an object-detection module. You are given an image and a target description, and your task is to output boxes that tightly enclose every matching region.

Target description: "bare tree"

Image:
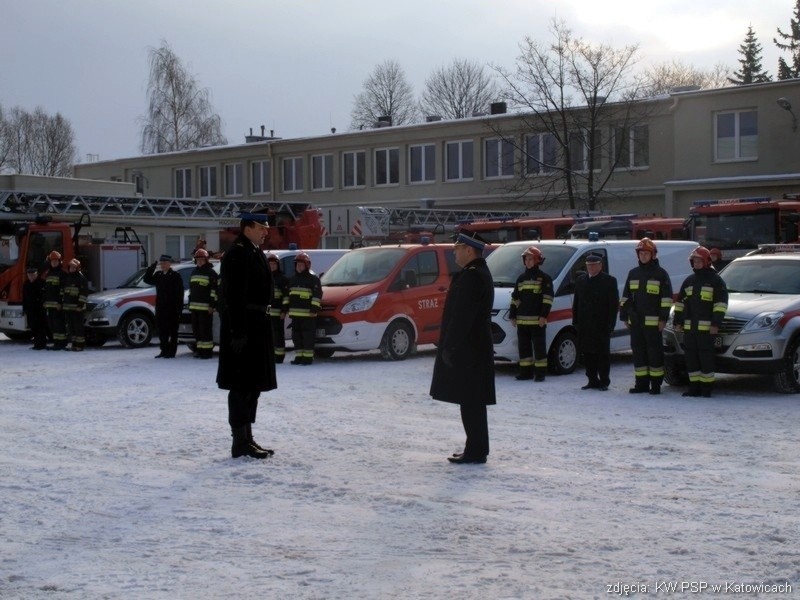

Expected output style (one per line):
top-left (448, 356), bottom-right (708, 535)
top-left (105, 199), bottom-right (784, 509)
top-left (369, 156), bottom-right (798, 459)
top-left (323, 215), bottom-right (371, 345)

top-left (420, 58), bottom-right (498, 120)
top-left (641, 60), bottom-right (731, 95)
top-left (0, 104), bottom-right (11, 173)
top-left (140, 40), bottom-right (227, 154)
top-left (350, 59), bottom-right (418, 129)
top-left (494, 19), bottom-right (645, 211)
top-left (2, 105), bottom-right (77, 176)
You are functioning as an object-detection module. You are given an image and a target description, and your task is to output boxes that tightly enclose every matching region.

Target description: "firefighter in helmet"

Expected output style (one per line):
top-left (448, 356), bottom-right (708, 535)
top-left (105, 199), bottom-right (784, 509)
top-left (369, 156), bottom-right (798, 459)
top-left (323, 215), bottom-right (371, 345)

top-left (61, 258), bottom-right (89, 351)
top-left (672, 246), bottom-right (728, 397)
top-left (510, 246), bottom-right (553, 381)
top-left (188, 248), bottom-right (218, 359)
top-left (282, 252), bottom-right (322, 365)
top-left (619, 238), bottom-right (673, 394)
top-left (266, 253), bottom-right (289, 363)
top-left (709, 247), bottom-right (724, 271)
top-left (43, 250), bottom-right (68, 350)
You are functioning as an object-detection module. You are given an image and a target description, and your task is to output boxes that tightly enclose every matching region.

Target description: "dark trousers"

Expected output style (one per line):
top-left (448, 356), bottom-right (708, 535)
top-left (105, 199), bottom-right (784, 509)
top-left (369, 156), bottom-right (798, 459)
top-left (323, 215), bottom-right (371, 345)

top-left (191, 310), bottom-right (214, 355)
top-left (583, 351), bottom-right (611, 387)
top-left (27, 309), bottom-right (48, 348)
top-left (270, 316), bottom-right (286, 361)
top-left (47, 308), bottom-right (66, 345)
top-left (64, 309), bottom-right (85, 348)
top-left (517, 324), bottom-right (547, 375)
top-left (684, 332), bottom-right (716, 386)
top-left (630, 326), bottom-right (665, 388)
top-left (228, 390), bottom-right (261, 428)
top-left (156, 313), bottom-right (179, 357)
top-left (460, 403), bottom-right (489, 459)
top-left (291, 317), bottom-right (316, 359)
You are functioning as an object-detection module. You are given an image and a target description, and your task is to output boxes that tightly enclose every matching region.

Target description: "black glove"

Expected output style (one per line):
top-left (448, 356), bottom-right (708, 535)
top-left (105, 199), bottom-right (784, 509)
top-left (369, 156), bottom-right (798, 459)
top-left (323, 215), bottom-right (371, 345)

top-left (230, 335), bottom-right (247, 353)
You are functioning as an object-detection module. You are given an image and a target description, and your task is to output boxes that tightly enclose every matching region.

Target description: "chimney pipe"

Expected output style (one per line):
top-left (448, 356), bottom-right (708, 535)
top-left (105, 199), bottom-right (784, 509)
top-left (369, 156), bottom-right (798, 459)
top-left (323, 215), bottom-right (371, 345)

top-left (261, 125), bottom-right (265, 136)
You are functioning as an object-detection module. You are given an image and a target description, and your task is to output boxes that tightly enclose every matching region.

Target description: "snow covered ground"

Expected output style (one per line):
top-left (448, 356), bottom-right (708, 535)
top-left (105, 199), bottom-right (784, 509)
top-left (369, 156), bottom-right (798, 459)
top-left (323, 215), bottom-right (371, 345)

top-left (1, 336), bottom-right (798, 599)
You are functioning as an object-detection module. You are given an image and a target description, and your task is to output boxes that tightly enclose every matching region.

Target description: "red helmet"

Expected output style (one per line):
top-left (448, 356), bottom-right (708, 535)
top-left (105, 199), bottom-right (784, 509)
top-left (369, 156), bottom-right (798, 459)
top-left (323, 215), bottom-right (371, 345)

top-left (521, 246), bottom-right (544, 265)
top-left (193, 248), bottom-right (209, 259)
top-left (68, 258), bottom-right (81, 271)
top-left (709, 247), bottom-right (722, 261)
top-left (48, 250), bottom-right (62, 261)
top-left (266, 252), bottom-right (280, 264)
top-left (689, 246), bottom-right (712, 268)
top-left (295, 252), bottom-right (311, 268)
top-left (636, 237), bottom-right (657, 256)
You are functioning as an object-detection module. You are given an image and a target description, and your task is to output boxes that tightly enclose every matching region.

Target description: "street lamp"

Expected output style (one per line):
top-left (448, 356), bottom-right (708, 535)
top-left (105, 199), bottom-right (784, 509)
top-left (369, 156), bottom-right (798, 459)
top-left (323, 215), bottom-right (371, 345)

top-left (777, 97), bottom-right (797, 133)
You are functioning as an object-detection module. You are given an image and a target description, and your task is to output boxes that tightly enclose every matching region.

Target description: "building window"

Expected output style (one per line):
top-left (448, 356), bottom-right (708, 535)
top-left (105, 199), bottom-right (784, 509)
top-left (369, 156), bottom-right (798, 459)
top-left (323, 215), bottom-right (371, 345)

top-left (199, 166), bottom-right (217, 198)
top-left (568, 130), bottom-right (601, 172)
top-left (409, 144), bottom-right (435, 183)
top-left (374, 148), bottom-right (399, 186)
top-left (484, 138), bottom-right (515, 179)
top-left (445, 140), bottom-right (473, 181)
top-left (224, 163), bottom-right (243, 197)
top-left (312, 154), bottom-right (334, 190)
top-left (613, 125), bottom-right (649, 169)
top-left (175, 168), bottom-right (192, 198)
top-left (525, 133), bottom-right (557, 175)
top-left (251, 160), bottom-right (271, 195)
top-left (282, 157), bottom-right (303, 192)
top-left (343, 150), bottom-right (366, 188)
top-left (715, 110), bottom-right (757, 161)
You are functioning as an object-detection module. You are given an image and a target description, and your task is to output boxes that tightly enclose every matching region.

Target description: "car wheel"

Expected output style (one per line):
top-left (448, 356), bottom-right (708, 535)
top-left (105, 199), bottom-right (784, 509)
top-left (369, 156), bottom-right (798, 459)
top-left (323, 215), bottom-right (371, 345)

top-left (379, 320), bottom-right (415, 361)
top-left (3, 331), bottom-right (32, 342)
top-left (117, 312), bottom-right (154, 348)
top-left (663, 359), bottom-right (689, 386)
top-left (773, 337), bottom-right (800, 393)
top-left (548, 330), bottom-right (578, 375)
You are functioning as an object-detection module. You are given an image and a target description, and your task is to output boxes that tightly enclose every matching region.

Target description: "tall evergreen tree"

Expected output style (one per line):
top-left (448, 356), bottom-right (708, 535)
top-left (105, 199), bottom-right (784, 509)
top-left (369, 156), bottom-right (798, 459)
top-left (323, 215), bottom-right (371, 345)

top-left (729, 25), bottom-right (772, 84)
top-left (774, 0), bottom-right (800, 79)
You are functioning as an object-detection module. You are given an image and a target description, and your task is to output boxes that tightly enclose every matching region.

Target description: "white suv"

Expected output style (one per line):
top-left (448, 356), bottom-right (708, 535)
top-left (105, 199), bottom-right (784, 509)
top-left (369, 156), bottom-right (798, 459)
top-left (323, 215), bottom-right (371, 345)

top-left (85, 261), bottom-right (218, 348)
top-left (662, 245), bottom-right (800, 392)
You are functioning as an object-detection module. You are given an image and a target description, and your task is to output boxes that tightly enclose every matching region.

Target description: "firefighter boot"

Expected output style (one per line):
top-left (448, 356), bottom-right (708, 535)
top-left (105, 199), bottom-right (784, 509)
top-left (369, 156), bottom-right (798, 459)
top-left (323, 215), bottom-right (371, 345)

top-left (649, 379), bottom-right (661, 395)
top-left (700, 382), bottom-right (713, 398)
top-left (246, 423), bottom-right (274, 456)
top-left (231, 426), bottom-right (269, 459)
top-left (629, 377), bottom-right (649, 394)
top-left (534, 367), bottom-right (546, 382)
top-left (682, 383), bottom-right (701, 397)
top-left (515, 365), bottom-right (534, 381)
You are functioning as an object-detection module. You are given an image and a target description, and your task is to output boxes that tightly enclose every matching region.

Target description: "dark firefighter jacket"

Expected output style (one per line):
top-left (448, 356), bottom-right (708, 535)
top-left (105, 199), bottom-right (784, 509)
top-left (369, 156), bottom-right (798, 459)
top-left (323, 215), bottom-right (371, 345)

top-left (619, 258), bottom-right (673, 328)
top-left (43, 265), bottom-right (65, 310)
top-left (188, 262), bottom-right (218, 312)
top-left (61, 271), bottom-right (89, 311)
top-left (673, 267), bottom-right (728, 333)
top-left (509, 266), bottom-right (554, 325)
top-left (283, 271), bottom-right (322, 318)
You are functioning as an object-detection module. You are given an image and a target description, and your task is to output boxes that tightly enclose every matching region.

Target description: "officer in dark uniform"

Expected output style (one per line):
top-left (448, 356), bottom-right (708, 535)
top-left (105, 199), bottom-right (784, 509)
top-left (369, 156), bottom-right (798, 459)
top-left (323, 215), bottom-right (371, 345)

top-left (216, 213), bottom-right (278, 459)
top-left (619, 238), bottom-right (673, 395)
top-left (572, 253), bottom-right (619, 391)
top-left (673, 246), bottom-right (728, 397)
top-left (188, 248), bottom-right (218, 359)
top-left (22, 267), bottom-right (48, 350)
top-left (143, 255), bottom-right (185, 358)
top-left (510, 246), bottom-right (553, 382)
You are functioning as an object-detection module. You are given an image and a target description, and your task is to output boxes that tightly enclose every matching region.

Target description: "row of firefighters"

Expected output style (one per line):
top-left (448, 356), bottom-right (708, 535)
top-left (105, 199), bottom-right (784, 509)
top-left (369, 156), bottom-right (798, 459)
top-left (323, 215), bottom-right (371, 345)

top-left (511, 239), bottom-right (727, 398)
top-left (20, 249), bottom-right (323, 362)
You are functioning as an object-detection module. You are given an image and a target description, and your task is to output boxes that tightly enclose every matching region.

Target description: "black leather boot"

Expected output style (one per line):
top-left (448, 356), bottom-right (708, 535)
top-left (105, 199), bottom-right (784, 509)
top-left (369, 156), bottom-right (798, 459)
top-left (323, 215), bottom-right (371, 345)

top-left (231, 426), bottom-right (268, 459)
top-left (246, 423), bottom-right (274, 455)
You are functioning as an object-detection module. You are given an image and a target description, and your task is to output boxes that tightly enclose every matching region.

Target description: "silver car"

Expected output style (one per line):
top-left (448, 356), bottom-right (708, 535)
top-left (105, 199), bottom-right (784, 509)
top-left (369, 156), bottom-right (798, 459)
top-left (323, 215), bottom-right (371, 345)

top-left (663, 247), bottom-right (800, 392)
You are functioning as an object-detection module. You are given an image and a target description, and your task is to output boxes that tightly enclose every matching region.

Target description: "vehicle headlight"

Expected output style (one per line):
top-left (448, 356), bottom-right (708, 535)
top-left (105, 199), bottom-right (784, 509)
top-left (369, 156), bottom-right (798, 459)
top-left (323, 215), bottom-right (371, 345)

top-left (665, 306), bottom-right (676, 329)
top-left (93, 300), bottom-right (112, 311)
top-left (742, 311), bottom-right (784, 332)
top-left (342, 292), bottom-right (378, 314)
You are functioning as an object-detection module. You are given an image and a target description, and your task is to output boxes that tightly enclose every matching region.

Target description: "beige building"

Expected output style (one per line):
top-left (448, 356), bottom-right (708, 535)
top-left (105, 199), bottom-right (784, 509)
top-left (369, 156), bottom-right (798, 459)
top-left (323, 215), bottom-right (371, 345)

top-left (60, 79), bottom-right (800, 249)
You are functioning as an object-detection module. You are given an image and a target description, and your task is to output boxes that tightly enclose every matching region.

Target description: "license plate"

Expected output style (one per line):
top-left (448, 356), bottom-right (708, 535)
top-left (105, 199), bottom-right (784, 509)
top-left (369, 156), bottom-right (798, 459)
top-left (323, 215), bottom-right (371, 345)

top-left (714, 335), bottom-right (723, 348)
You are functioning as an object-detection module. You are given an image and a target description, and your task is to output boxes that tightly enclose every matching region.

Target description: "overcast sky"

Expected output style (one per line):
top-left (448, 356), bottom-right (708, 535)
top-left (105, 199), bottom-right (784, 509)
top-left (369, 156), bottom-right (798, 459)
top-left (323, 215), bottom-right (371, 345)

top-left (2, 0), bottom-right (795, 163)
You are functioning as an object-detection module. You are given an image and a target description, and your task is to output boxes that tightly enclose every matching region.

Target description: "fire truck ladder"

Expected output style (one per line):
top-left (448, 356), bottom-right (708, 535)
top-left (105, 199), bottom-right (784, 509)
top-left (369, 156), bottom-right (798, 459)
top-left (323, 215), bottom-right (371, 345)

top-left (356, 205), bottom-right (537, 238)
top-left (0, 190), bottom-right (312, 227)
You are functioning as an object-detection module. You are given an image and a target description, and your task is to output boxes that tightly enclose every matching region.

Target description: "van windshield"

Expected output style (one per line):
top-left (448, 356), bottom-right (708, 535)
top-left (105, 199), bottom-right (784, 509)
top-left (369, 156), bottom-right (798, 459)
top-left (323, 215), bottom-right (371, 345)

top-left (486, 244), bottom-right (577, 287)
top-left (322, 248), bottom-right (406, 285)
